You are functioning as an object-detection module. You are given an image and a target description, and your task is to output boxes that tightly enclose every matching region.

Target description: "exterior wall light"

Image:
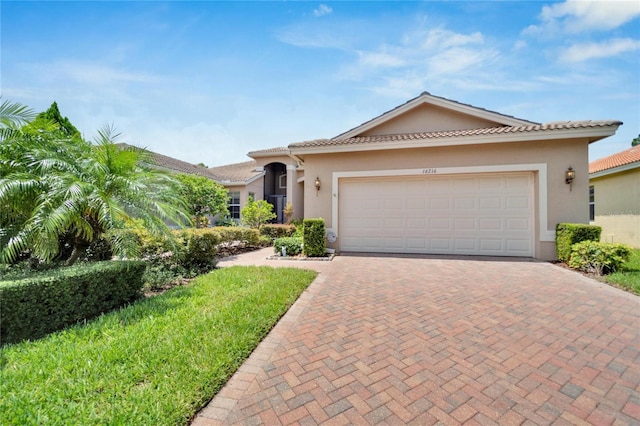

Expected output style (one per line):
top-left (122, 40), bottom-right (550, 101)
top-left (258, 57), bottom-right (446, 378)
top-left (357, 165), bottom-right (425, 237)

top-left (314, 177), bottom-right (321, 194)
top-left (565, 166), bottom-right (575, 191)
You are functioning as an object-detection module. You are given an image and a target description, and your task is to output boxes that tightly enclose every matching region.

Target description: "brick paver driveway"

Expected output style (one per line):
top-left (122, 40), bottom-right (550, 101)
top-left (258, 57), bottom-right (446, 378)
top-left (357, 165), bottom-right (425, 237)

top-left (193, 249), bottom-right (640, 425)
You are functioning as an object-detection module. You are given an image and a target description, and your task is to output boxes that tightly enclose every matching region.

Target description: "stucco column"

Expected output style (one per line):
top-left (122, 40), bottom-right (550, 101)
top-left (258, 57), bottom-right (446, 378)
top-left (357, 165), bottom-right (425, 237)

top-left (286, 165), bottom-right (295, 204)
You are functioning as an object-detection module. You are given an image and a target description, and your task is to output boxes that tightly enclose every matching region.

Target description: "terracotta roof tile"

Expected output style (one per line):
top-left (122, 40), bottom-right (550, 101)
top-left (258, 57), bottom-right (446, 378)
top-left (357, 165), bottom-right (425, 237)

top-left (589, 145), bottom-right (640, 174)
top-left (290, 120), bottom-right (622, 149)
top-left (208, 160), bottom-right (263, 183)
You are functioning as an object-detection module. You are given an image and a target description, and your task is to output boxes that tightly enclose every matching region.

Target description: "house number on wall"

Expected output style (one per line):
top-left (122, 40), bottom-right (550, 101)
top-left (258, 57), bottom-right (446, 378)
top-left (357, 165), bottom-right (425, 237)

top-left (422, 168), bottom-right (437, 174)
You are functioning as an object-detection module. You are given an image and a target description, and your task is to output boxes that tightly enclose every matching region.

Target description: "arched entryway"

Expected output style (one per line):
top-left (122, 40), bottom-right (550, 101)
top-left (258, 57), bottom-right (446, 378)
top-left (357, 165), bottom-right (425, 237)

top-left (263, 162), bottom-right (287, 223)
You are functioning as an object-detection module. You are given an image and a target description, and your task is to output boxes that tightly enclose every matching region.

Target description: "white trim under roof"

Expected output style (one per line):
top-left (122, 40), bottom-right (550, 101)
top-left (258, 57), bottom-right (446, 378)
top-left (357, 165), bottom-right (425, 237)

top-left (335, 93), bottom-right (537, 140)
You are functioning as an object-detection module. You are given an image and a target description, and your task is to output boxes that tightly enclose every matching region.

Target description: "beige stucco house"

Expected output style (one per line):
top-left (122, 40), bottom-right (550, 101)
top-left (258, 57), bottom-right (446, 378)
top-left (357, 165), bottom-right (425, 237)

top-left (199, 92), bottom-right (622, 260)
top-left (589, 146), bottom-right (640, 247)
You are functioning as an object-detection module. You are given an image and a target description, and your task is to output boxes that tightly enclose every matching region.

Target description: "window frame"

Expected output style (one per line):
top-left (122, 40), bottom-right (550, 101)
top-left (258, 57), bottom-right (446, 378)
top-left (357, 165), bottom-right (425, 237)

top-left (589, 185), bottom-right (595, 222)
top-left (229, 191), bottom-right (241, 220)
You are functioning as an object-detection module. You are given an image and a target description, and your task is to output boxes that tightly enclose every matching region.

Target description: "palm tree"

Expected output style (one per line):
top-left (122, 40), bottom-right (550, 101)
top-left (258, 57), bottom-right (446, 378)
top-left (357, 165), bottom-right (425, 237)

top-left (1, 122), bottom-right (191, 265)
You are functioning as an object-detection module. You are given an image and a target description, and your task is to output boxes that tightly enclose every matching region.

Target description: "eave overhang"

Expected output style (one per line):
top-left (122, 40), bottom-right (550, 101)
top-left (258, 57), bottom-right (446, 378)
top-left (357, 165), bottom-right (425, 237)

top-left (290, 124), bottom-right (621, 156)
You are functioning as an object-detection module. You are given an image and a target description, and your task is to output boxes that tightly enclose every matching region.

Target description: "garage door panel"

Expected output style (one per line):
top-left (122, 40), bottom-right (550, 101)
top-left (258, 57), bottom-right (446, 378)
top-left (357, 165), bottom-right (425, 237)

top-left (506, 218), bottom-right (530, 230)
top-left (454, 198), bottom-right (476, 209)
top-left (480, 239), bottom-right (503, 251)
top-left (339, 173), bottom-right (533, 256)
top-left (479, 217), bottom-right (503, 230)
top-left (430, 218), bottom-right (451, 230)
top-left (454, 239), bottom-right (476, 250)
top-left (479, 196), bottom-right (502, 209)
top-left (407, 218), bottom-right (427, 229)
top-left (506, 196), bottom-right (529, 209)
top-left (430, 198), bottom-right (450, 209)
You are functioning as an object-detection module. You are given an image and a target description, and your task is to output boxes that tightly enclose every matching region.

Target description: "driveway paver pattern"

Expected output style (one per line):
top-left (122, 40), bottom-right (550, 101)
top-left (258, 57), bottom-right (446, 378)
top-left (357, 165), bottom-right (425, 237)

top-left (193, 249), bottom-right (640, 425)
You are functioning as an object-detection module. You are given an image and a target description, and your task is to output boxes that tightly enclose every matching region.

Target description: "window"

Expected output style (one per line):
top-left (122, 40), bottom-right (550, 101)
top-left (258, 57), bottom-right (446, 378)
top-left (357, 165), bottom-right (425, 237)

top-left (248, 192), bottom-right (255, 201)
top-left (279, 173), bottom-right (287, 189)
top-left (589, 185), bottom-right (595, 221)
top-left (229, 191), bottom-right (240, 220)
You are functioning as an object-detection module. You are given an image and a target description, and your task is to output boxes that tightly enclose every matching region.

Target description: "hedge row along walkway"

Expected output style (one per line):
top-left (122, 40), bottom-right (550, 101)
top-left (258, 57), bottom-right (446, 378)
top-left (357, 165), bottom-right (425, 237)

top-left (193, 248), bottom-right (640, 425)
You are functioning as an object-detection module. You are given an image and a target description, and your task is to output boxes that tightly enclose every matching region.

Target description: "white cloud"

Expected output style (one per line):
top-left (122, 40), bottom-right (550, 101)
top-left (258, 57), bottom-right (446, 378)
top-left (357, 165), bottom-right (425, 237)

top-left (358, 50), bottom-right (405, 68)
top-left (527, 0), bottom-right (640, 34)
top-left (428, 47), bottom-right (498, 76)
top-left (313, 4), bottom-right (332, 17)
top-left (561, 38), bottom-right (640, 62)
top-left (513, 40), bottom-right (527, 50)
top-left (421, 29), bottom-right (484, 49)
top-left (45, 61), bottom-right (163, 85)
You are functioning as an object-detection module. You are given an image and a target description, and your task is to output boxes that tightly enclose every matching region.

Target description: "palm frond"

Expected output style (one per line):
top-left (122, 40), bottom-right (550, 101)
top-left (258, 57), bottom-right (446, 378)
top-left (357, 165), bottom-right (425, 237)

top-left (0, 98), bottom-right (36, 128)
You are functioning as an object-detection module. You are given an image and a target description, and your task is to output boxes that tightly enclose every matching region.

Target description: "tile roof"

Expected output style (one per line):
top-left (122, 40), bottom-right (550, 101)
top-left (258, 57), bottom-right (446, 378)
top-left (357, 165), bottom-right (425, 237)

top-left (248, 147), bottom-right (289, 157)
top-left (208, 160), bottom-right (263, 183)
top-left (589, 145), bottom-right (640, 174)
top-left (116, 143), bottom-right (222, 180)
top-left (290, 120), bottom-right (622, 149)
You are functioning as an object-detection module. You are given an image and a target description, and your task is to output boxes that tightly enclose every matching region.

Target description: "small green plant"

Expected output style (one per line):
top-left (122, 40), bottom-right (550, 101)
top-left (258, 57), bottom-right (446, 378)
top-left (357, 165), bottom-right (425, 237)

top-left (556, 223), bottom-right (602, 262)
top-left (303, 218), bottom-right (326, 257)
top-left (283, 202), bottom-right (294, 224)
top-left (568, 241), bottom-right (632, 276)
top-left (274, 236), bottom-right (304, 256)
top-left (241, 196), bottom-right (276, 229)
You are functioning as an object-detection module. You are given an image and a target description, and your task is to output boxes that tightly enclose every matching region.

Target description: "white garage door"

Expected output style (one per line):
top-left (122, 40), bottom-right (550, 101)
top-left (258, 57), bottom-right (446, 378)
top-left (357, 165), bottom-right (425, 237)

top-left (339, 173), bottom-right (534, 256)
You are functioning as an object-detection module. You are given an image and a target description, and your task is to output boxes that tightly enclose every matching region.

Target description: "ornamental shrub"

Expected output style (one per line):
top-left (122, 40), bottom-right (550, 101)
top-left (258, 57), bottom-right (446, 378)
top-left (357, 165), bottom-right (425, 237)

top-left (212, 226), bottom-right (260, 246)
top-left (179, 229), bottom-right (221, 270)
top-left (260, 224), bottom-right (296, 241)
top-left (0, 260), bottom-right (146, 345)
top-left (274, 237), bottom-right (304, 256)
top-left (303, 218), bottom-right (326, 257)
top-left (556, 223), bottom-right (602, 262)
top-left (568, 241), bottom-right (631, 275)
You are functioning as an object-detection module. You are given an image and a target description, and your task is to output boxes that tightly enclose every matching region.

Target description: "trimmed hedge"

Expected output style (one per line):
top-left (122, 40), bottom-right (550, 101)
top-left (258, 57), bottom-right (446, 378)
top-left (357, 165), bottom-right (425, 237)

top-left (211, 226), bottom-right (260, 247)
top-left (303, 218), bottom-right (326, 257)
top-left (274, 237), bottom-right (304, 256)
top-left (556, 223), bottom-right (602, 262)
top-left (0, 261), bottom-right (146, 345)
top-left (568, 241), bottom-right (631, 275)
top-left (260, 224), bottom-right (296, 240)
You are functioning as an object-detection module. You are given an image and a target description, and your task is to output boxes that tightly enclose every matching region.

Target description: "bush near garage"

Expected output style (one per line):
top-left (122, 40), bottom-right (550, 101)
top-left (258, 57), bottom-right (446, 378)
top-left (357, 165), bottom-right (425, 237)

top-left (274, 237), bottom-right (304, 256)
top-left (0, 260), bottom-right (146, 345)
top-left (303, 218), bottom-right (326, 257)
top-left (568, 241), bottom-right (632, 276)
top-left (556, 223), bottom-right (602, 262)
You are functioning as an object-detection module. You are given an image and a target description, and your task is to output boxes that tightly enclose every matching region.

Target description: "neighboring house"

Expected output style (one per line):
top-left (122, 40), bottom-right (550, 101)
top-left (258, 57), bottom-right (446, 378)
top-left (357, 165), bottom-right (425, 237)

top-left (213, 92), bottom-right (620, 260)
top-left (589, 146), bottom-right (640, 247)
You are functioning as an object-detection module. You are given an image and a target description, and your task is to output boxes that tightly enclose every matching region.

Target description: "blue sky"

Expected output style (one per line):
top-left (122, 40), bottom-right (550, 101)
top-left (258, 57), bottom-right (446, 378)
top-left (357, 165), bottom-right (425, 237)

top-left (2, 1), bottom-right (639, 167)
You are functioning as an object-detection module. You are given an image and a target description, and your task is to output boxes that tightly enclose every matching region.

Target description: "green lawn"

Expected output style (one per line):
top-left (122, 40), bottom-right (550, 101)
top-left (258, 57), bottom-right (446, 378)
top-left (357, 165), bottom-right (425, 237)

top-left (0, 266), bottom-right (317, 425)
top-left (603, 248), bottom-right (640, 295)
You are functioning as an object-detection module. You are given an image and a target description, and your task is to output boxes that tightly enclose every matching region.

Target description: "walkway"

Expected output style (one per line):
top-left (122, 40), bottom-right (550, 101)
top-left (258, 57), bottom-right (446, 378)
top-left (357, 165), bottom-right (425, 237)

top-left (193, 248), bottom-right (640, 425)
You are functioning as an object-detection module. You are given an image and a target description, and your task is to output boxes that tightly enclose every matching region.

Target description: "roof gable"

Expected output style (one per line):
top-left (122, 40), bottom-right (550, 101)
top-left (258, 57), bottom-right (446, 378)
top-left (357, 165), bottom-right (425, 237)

top-left (335, 92), bottom-right (538, 140)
